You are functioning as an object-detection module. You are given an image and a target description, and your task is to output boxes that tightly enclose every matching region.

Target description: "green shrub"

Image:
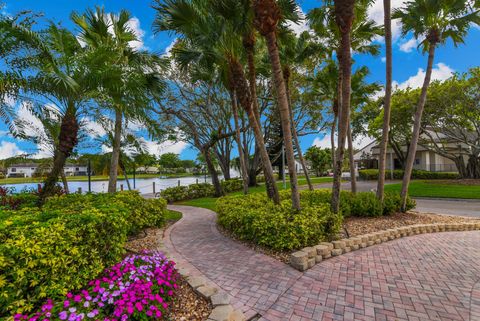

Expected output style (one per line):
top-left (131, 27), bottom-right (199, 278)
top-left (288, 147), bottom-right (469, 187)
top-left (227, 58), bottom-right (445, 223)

top-left (217, 193), bottom-right (342, 251)
top-left (0, 191), bottom-right (166, 316)
top-left (160, 180), bottom-right (243, 203)
top-left (358, 169), bottom-right (459, 180)
top-left (349, 192), bottom-right (383, 217)
top-left (220, 179), bottom-right (243, 193)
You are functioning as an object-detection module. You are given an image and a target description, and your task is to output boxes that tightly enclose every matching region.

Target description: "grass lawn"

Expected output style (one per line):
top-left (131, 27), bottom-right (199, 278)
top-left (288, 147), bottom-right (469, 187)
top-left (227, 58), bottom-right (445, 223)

top-left (384, 180), bottom-right (480, 199)
top-left (165, 209), bottom-right (183, 222)
top-left (0, 173), bottom-right (201, 185)
top-left (178, 176), bottom-right (333, 211)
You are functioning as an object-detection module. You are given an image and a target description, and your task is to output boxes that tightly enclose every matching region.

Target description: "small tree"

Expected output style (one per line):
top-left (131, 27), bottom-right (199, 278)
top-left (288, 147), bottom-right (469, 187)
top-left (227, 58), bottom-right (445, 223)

top-left (305, 146), bottom-right (332, 177)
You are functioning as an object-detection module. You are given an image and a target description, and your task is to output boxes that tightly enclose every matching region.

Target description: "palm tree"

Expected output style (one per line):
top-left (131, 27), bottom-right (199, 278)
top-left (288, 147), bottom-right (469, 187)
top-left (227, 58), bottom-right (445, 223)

top-left (376, 0), bottom-right (393, 202)
top-left (153, 0), bottom-right (281, 203)
top-left (393, 0), bottom-right (480, 211)
top-left (73, 7), bottom-right (164, 193)
top-left (253, 0), bottom-right (302, 210)
top-left (0, 18), bottom-right (96, 203)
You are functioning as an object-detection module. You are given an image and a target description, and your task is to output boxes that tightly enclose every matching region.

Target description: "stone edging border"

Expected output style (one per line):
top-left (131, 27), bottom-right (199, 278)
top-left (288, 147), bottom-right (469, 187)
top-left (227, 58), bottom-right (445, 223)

top-left (175, 266), bottom-right (246, 321)
top-left (290, 221), bottom-right (480, 271)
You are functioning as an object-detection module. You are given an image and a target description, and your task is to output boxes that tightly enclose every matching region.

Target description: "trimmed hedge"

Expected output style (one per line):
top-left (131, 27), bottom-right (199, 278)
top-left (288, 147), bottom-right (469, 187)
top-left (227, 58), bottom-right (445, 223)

top-left (217, 193), bottom-right (342, 251)
top-left (0, 191), bottom-right (167, 317)
top-left (217, 189), bottom-right (416, 251)
top-left (359, 169), bottom-right (459, 180)
top-left (160, 179), bottom-right (243, 203)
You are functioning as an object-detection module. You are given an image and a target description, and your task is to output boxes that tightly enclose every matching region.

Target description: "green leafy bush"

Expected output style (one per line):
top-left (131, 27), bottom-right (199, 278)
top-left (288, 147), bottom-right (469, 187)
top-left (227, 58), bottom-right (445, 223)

top-left (359, 169), bottom-right (458, 180)
top-left (217, 193), bottom-right (342, 251)
top-left (160, 180), bottom-right (243, 203)
top-left (0, 191), bottom-right (167, 316)
top-left (349, 192), bottom-right (383, 217)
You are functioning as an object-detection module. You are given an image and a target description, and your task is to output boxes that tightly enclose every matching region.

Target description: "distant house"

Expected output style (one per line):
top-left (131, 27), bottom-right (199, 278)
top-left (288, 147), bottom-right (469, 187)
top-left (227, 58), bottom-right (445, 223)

top-left (277, 158), bottom-right (311, 174)
top-left (7, 163), bottom-right (88, 178)
top-left (354, 137), bottom-right (459, 173)
top-left (64, 164), bottom-right (88, 176)
top-left (6, 163), bottom-right (39, 178)
top-left (136, 166), bottom-right (159, 174)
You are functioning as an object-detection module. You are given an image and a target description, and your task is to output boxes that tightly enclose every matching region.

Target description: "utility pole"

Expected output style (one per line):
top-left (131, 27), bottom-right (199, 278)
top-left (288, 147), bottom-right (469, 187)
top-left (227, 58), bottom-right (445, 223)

top-left (87, 158), bottom-right (91, 193)
top-left (282, 142), bottom-right (286, 189)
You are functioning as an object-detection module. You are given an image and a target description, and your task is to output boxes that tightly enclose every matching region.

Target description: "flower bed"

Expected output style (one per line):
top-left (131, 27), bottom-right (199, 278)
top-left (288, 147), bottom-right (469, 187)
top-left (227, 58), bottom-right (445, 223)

top-left (13, 251), bottom-right (178, 321)
top-left (0, 191), bottom-right (167, 317)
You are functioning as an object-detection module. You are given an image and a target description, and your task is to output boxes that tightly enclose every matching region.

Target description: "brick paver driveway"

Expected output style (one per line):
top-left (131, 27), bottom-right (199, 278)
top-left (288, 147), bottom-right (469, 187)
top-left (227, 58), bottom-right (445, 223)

top-left (164, 205), bottom-right (480, 321)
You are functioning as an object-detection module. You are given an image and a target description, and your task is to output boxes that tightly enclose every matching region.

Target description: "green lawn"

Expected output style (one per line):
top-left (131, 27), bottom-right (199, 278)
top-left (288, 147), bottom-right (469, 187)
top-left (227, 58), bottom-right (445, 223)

top-left (384, 180), bottom-right (480, 199)
top-left (165, 209), bottom-right (182, 222)
top-left (178, 176), bottom-right (333, 211)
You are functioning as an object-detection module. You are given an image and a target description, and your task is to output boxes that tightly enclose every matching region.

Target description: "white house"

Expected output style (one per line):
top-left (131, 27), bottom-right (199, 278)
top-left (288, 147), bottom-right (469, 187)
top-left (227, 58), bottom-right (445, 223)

top-left (6, 163), bottom-right (39, 178)
top-left (136, 166), bottom-right (160, 174)
top-left (64, 164), bottom-right (88, 176)
top-left (7, 163), bottom-right (88, 178)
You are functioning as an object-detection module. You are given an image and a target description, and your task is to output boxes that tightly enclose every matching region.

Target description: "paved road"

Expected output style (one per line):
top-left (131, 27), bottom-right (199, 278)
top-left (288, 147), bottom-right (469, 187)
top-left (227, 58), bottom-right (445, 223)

top-left (164, 205), bottom-right (480, 321)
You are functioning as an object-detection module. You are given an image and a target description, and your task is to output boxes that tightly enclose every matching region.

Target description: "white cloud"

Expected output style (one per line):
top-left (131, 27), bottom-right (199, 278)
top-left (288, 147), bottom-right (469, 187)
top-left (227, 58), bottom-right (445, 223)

top-left (393, 63), bottom-right (454, 90)
top-left (399, 37), bottom-right (418, 53)
top-left (381, 56), bottom-right (386, 63)
top-left (0, 141), bottom-right (25, 159)
top-left (164, 38), bottom-right (177, 57)
top-left (312, 133), bottom-right (374, 150)
top-left (15, 102), bottom-right (46, 138)
top-left (126, 17), bottom-right (146, 51)
top-left (82, 118), bottom-right (107, 138)
top-left (286, 6), bottom-right (310, 36)
top-left (141, 138), bottom-right (188, 156)
top-left (368, 0), bottom-right (407, 41)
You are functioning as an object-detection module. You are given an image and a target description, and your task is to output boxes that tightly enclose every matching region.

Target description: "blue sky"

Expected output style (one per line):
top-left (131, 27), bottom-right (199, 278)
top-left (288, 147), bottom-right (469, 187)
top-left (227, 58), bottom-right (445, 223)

top-left (1, 0), bottom-right (479, 161)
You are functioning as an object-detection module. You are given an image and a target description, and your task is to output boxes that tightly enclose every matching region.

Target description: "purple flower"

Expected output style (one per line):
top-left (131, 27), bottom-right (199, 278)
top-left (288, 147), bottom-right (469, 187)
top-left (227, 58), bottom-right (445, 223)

top-left (58, 311), bottom-right (68, 320)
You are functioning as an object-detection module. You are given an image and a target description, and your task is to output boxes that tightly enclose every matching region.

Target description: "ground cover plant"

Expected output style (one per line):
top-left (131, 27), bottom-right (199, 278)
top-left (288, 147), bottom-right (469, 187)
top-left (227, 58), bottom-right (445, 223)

top-left (0, 191), bottom-right (167, 317)
top-left (13, 251), bottom-right (178, 321)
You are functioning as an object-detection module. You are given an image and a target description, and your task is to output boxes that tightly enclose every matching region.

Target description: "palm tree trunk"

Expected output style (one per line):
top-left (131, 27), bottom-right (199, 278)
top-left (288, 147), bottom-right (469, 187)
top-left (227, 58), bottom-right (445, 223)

top-left (229, 59), bottom-right (279, 203)
top-left (230, 89), bottom-right (249, 194)
top-left (284, 67), bottom-right (313, 191)
top-left (264, 32), bottom-right (301, 210)
top-left (331, 111), bottom-right (337, 169)
top-left (61, 169), bottom-right (69, 194)
top-left (377, 0), bottom-right (393, 202)
top-left (120, 157), bottom-right (132, 191)
top-left (204, 149), bottom-right (223, 197)
top-left (108, 108), bottom-right (123, 193)
top-left (400, 43), bottom-right (436, 211)
top-left (332, 0), bottom-right (354, 214)
top-left (39, 108), bottom-right (78, 204)
top-left (244, 34), bottom-right (262, 128)
top-left (347, 122), bottom-right (356, 193)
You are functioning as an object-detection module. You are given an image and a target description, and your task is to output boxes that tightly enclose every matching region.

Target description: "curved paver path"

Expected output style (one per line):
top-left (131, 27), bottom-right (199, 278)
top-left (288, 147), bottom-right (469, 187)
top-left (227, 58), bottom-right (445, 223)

top-left (164, 205), bottom-right (480, 321)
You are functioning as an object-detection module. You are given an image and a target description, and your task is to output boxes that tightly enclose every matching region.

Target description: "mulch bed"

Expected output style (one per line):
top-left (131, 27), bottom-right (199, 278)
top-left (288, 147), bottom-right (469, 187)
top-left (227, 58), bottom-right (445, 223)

top-left (218, 211), bottom-right (480, 265)
top-left (125, 226), bottom-right (212, 321)
top-left (342, 211), bottom-right (480, 238)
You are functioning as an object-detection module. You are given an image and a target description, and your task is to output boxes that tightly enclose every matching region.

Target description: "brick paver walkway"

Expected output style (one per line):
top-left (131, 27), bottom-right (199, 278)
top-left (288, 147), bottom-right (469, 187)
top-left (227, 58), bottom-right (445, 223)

top-left (164, 205), bottom-right (480, 321)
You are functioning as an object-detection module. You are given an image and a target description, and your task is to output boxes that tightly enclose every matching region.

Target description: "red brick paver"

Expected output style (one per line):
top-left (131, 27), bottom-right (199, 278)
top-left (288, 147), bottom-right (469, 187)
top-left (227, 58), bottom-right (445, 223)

top-left (165, 205), bottom-right (480, 321)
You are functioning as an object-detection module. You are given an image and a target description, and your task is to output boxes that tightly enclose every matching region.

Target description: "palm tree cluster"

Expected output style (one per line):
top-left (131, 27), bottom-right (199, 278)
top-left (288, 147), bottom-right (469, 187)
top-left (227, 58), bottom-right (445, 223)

top-left (0, 0), bottom-right (479, 212)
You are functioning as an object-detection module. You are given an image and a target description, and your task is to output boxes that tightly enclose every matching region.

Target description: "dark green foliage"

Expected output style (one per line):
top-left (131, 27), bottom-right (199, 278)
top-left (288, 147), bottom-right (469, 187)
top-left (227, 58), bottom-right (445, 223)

top-left (160, 179), bottom-right (244, 203)
top-left (359, 169), bottom-right (459, 180)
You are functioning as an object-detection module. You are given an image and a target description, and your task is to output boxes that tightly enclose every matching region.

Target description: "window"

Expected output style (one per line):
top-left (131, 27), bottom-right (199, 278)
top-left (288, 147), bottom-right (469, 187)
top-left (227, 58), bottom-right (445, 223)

top-left (415, 159), bottom-right (420, 165)
top-left (31, 168), bottom-right (35, 170)
top-left (76, 167), bottom-right (79, 171)
top-left (11, 168), bottom-right (16, 172)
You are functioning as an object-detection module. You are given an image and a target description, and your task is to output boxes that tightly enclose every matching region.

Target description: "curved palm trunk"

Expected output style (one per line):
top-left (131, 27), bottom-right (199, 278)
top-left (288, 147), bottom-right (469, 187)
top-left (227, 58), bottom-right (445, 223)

top-left (244, 34), bottom-right (262, 128)
top-left (264, 32), bottom-right (301, 210)
top-left (119, 157), bottom-right (132, 191)
top-left (204, 149), bottom-right (223, 197)
top-left (230, 89), bottom-right (249, 194)
top-left (347, 123), bottom-right (356, 193)
top-left (230, 59), bottom-right (279, 203)
top-left (108, 108), bottom-right (123, 193)
top-left (332, 0), bottom-right (355, 214)
top-left (377, 0), bottom-right (393, 202)
top-left (61, 169), bottom-right (69, 194)
top-left (284, 67), bottom-right (313, 191)
top-left (400, 43), bottom-right (436, 211)
top-left (39, 108), bottom-right (78, 204)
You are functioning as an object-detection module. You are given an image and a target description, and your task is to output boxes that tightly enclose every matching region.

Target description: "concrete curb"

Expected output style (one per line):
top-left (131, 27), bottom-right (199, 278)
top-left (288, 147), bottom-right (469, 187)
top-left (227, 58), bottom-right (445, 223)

top-left (290, 221), bottom-right (480, 271)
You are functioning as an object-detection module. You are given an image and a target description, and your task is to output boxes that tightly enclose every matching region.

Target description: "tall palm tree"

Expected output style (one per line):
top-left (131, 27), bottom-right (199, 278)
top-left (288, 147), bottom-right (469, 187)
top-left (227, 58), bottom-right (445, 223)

top-left (0, 19), bottom-right (96, 203)
top-left (309, 0), bottom-right (381, 199)
top-left (73, 7), bottom-right (164, 193)
top-left (253, 0), bottom-right (302, 210)
top-left (376, 0), bottom-right (393, 202)
top-left (393, 0), bottom-right (480, 211)
top-left (153, 0), bottom-right (281, 203)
